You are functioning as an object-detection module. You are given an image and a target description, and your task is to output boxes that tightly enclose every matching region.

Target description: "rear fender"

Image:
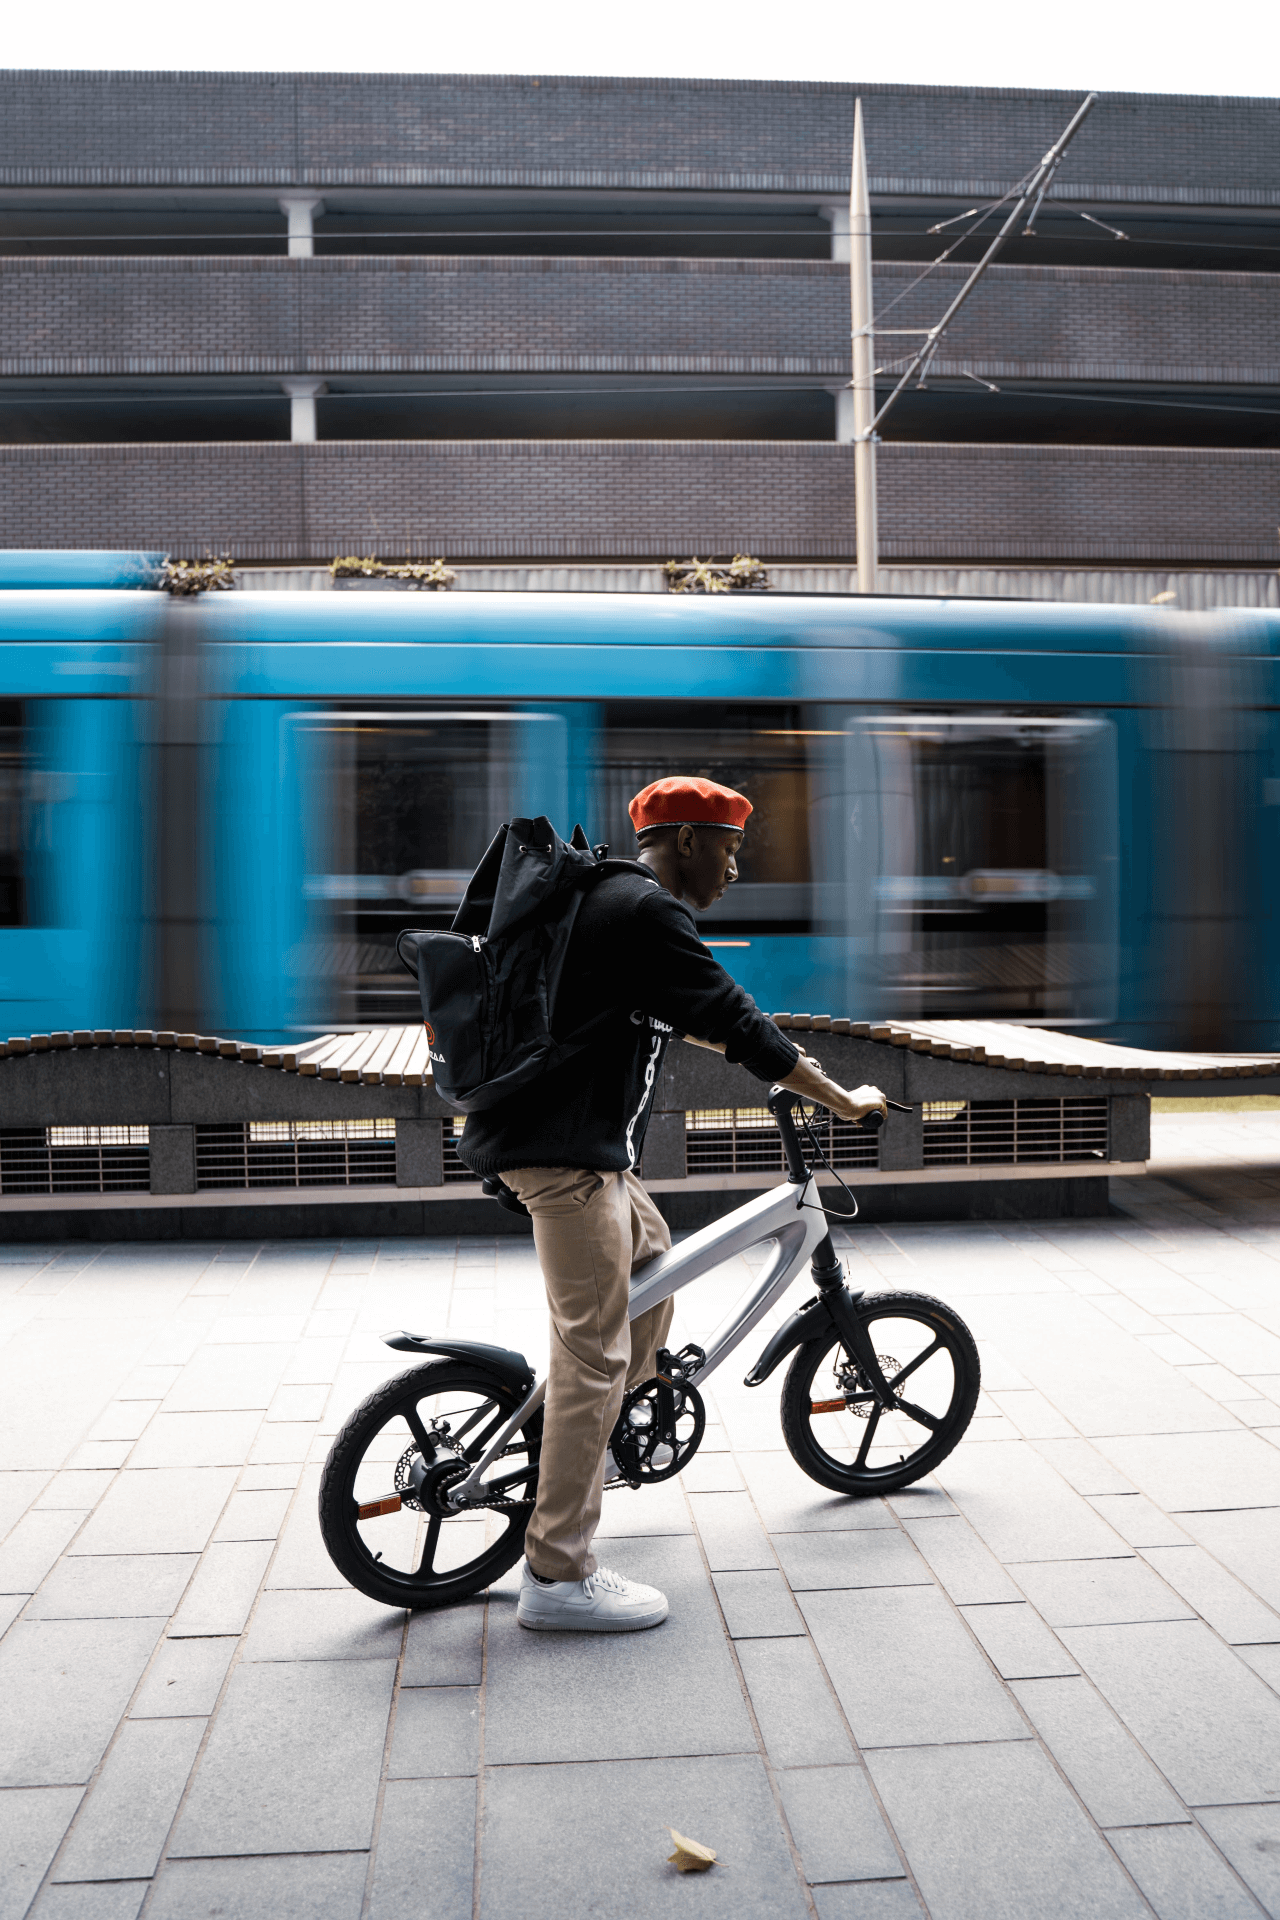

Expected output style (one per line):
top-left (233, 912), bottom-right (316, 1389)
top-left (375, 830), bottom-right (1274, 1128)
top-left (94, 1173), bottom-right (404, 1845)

top-left (743, 1297), bottom-right (834, 1388)
top-left (381, 1331), bottom-right (534, 1393)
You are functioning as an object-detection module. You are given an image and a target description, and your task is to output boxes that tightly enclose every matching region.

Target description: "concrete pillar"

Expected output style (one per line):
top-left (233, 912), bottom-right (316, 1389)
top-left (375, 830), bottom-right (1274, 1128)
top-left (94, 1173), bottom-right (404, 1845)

top-left (149, 1125), bottom-right (196, 1194)
top-left (279, 195), bottom-right (324, 258)
top-left (395, 1118), bottom-right (444, 1187)
top-left (820, 200), bottom-right (851, 263)
top-left (640, 1111), bottom-right (686, 1181)
top-left (825, 382), bottom-right (856, 443)
top-left (281, 377), bottom-right (327, 444)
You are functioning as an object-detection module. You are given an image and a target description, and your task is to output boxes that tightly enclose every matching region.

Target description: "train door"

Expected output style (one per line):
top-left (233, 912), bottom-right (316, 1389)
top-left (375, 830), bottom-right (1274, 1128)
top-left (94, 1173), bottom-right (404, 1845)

top-left (837, 713), bottom-right (1119, 1025)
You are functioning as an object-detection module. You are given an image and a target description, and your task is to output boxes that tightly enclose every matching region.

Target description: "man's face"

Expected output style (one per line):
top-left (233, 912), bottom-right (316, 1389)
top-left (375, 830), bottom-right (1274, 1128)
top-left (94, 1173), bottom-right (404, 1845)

top-left (681, 826), bottom-right (742, 911)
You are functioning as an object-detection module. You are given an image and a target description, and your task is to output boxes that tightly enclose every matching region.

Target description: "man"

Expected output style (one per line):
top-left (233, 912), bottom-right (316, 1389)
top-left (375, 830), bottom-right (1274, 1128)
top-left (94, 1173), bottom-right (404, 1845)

top-left (457, 776), bottom-right (886, 1632)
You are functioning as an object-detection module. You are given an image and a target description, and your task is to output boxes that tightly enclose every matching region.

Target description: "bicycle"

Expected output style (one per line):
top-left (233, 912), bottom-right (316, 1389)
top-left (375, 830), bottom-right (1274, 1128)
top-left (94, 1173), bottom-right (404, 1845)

top-left (319, 1087), bottom-right (981, 1608)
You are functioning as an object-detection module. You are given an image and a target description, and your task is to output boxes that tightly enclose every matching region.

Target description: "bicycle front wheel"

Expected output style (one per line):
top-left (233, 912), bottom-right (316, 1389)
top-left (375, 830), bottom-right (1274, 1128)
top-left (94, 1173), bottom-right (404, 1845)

top-left (780, 1291), bottom-right (980, 1496)
top-left (319, 1360), bottom-right (541, 1609)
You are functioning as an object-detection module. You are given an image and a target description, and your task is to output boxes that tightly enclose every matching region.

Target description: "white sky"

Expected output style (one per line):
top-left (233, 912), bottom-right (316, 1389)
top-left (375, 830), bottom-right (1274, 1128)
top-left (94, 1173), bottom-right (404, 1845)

top-left (4, 0), bottom-right (1277, 98)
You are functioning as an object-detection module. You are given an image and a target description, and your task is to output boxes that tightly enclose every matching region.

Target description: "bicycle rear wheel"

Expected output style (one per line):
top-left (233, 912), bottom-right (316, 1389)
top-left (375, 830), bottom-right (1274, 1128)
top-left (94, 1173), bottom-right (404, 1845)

top-left (780, 1291), bottom-right (979, 1496)
top-left (319, 1360), bottom-right (541, 1609)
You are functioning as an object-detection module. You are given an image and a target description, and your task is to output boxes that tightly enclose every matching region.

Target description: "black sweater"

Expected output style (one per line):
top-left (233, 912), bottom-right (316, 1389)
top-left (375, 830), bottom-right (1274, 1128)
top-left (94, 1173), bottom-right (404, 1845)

top-left (457, 867), bottom-right (800, 1176)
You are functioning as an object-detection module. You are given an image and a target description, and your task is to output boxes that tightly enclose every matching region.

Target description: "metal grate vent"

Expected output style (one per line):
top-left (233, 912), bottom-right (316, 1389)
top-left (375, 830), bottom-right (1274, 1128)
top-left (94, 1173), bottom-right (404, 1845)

top-left (443, 1118), bottom-right (474, 1183)
top-left (922, 1097), bottom-right (1108, 1167)
top-left (196, 1119), bottom-right (396, 1190)
top-left (0, 1125), bottom-right (150, 1194)
top-left (686, 1107), bottom-right (878, 1177)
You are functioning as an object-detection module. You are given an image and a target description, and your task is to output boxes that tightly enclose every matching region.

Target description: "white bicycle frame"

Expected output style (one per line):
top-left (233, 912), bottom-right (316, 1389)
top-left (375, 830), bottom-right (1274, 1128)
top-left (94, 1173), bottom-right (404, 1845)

top-left (448, 1172), bottom-right (832, 1505)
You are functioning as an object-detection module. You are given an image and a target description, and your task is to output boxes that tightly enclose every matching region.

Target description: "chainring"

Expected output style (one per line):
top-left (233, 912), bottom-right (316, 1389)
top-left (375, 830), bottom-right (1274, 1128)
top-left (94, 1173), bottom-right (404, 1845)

top-left (611, 1372), bottom-right (706, 1483)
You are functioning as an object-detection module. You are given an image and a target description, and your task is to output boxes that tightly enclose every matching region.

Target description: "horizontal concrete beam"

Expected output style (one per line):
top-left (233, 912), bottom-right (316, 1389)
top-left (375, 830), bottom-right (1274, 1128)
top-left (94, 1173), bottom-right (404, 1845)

top-left (2, 257), bottom-right (1275, 384)
top-left (2, 74), bottom-right (1277, 204)
top-left (1, 439), bottom-right (1275, 565)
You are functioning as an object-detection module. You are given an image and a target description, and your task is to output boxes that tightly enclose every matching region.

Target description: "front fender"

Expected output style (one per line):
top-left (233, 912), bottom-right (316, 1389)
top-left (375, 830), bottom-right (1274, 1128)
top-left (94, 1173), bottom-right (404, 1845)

top-left (743, 1297), bottom-right (834, 1388)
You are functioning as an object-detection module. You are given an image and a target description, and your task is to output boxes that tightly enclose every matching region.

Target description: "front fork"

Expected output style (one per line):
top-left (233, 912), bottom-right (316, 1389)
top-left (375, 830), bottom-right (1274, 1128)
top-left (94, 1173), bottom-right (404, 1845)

top-left (809, 1232), bottom-right (897, 1408)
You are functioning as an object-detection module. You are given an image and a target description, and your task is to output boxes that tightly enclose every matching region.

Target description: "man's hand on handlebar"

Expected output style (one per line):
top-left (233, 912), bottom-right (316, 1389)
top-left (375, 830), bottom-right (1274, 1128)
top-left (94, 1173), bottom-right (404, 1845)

top-left (682, 1034), bottom-right (887, 1128)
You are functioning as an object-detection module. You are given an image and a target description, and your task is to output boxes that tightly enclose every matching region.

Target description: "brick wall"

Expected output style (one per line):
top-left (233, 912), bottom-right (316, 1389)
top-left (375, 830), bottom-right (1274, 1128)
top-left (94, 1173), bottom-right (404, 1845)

top-left (1, 440), bottom-right (1274, 564)
top-left (1, 73), bottom-right (1276, 202)
top-left (4, 255), bottom-right (1276, 384)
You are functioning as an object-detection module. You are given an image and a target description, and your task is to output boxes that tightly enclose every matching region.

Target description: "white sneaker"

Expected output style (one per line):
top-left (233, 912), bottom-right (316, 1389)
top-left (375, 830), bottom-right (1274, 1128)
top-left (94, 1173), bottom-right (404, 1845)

top-left (516, 1561), bottom-right (669, 1633)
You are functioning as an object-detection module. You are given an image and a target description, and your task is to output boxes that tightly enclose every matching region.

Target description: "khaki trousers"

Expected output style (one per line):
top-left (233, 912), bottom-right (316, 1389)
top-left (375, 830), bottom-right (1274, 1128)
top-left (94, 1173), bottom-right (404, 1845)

top-left (502, 1165), bottom-right (674, 1581)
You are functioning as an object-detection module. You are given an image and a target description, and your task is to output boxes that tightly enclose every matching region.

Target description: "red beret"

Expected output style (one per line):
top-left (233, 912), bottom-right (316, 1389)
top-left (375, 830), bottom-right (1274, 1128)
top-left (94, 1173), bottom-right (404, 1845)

top-left (629, 776), bottom-right (753, 834)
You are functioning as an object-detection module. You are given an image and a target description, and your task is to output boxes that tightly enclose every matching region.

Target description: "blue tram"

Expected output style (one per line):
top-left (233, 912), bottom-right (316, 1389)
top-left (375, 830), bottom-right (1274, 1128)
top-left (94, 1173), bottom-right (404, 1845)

top-left (1, 550), bottom-right (1277, 1052)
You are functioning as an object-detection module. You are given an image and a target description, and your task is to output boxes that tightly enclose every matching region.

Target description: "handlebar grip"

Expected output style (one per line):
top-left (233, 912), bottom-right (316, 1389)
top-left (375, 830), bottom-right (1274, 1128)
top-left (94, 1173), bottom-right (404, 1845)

top-left (859, 1107), bottom-right (886, 1131)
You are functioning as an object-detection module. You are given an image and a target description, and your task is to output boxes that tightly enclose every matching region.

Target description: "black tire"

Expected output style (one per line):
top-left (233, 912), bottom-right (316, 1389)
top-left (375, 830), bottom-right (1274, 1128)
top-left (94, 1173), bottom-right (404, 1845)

top-left (318, 1360), bottom-right (541, 1610)
top-left (780, 1291), bottom-right (980, 1496)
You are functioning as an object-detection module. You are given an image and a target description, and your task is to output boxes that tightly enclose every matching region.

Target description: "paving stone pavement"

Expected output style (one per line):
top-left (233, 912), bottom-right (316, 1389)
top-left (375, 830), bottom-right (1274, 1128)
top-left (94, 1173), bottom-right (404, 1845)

top-left (5, 1115), bottom-right (1280, 1918)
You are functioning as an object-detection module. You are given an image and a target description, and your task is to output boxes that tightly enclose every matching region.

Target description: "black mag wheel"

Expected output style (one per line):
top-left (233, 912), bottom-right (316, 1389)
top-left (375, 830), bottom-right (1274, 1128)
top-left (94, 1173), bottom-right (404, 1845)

top-left (318, 1360), bottom-right (541, 1610)
top-left (779, 1291), bottom-right (980, 1496)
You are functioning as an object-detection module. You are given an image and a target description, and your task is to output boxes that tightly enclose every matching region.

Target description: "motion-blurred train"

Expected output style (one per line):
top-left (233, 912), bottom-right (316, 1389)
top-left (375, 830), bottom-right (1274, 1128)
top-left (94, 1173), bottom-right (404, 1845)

top-left (2, 548), bottom-right (1277, 1052)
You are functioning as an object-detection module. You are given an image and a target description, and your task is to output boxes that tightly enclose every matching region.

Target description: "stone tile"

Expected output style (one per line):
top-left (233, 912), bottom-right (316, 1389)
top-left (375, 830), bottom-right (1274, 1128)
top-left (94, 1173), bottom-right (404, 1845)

top-left (736, 1638), bottom-right (855, 1768)
top-left (0, 1617), bottom-right (164, 1786)
top-left (0, 1786), bottom-right (83, 1920)
top-left (1180, 1508), bottom-right (1280, 1611)
top-left (1061, 1619), bottom-right (1280, 1806)
top-left (776, 1765), bottom-right (902, 1884)
top-left (959, 1603), bottom-right (1078, 1678)
top-left (987, 1389), bottom-right (1075, 1438)
top-left (0, 1508), bottom-right (87, 1594)
top-left (387, 1686), bottom-right (479, 1778)
top-left (0, 1470), bottom-right (54, 1536)
top-left (129, 1412), bottom-right (261, 1470)
top-left (30, 1883), bottom-right (148, 1920)
top-left (170, 1657), bottom-right (395, 1856)
top-left (688, 1491), bottom-right (776, 1571)
top-left (737, 1452), bottom-right (896, 1532)
top-left (206, 1315), bottom-right (307, 1345)
top-left (1239, 1644), bottom-right (1280, 1693)
top-left (1011, 1557), bottom-right (1191, 1627)
top-left (935, 1442), bottom-right (1129, 1564)
top-left (368, 1777), bottom-right (474, 1920)
top-left (483, 1536), bottom-right (755, 1764)
top-left (712, 1569), bottom-right (804, 1637)
top-left (1197, 1804), bottom-right (1280, 1914)
top-left (902, 1516), bottom-right (1021, 1604)
top-left (212, 1488), bottom-right (292, 1542)
top-left (243, 1587), bottom-right (405, 1663)
top-left (402, 1602), bottom-right (485, 1687)
top-left (868, 1741), bottom-right (1149, 1920)
top-left (681, 1451), bottom-right (744, 1493)
top-left (595, 1475), bottom-right (690, 1537)
top-left (0, 1593), bottom-right (24, 1639)
top-left (237, 1462), bottom-right (304, 1493)
top-left (147, 1854), bottom-right (369, 1920)
top-left (265, 1467), bottom-right (346, 1588)
top-left (1010, 1677), bottom-right (1189, 1828)
top-left (63, 1443), bottom-right (131, 1472)
top-left (33, 1472), bottom-right (116, 1512)
top-left (132, 1637), bottom-right (237, 1718)
top-left (54, 1717), bottom-right (206, 1882)
top-left (801, 1586), bottom-right (1027, 1747)
top-left (480, 1755), bottom-right (808, 1920)
top-left (1163, 1313), bottom-right (1280, 1376)
top-left (1141, 1544), bottom-right (1280, 1644)
top-left (247, 1423), bottom-right (316, 1466)
top-left (27, 1554), bottom-right (198, 1620)
top-left (69, 1469), bottom-right (237, 1557)
top-left (267, 1385), bottom-right (329, 1423)
top-left (811, 1888), bottom-right (924, 1920)
top-left (168, 1540), bottom-right (273, 1638)
top-left (1029, 1437), bottom-right (1137, 1496)
top-left (163, 1345), bottom-right (292, 1413)
top-left (1096, 1430), bottom-right (1280, 1512)
top-left (1108, 1823), bottom-right (1261, 1920)
top-left (772, 1529), bottom-right (931, 1593)
top-left (1087, 1494), bottom-right (1192, 1548)
top-left (87, 1401), bottom-right (161, 1443)
top-left (885, 1483), bottom-right (956, 1520)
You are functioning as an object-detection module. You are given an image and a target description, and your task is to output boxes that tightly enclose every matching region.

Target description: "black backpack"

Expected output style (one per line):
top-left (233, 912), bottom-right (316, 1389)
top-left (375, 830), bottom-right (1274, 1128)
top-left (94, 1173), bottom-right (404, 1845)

top-left (396, 816), bottom-right (654, 1114)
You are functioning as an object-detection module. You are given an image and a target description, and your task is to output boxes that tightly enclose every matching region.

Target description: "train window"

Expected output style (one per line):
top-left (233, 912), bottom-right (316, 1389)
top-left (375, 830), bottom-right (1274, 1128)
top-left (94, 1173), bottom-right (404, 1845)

top-left (840, 714), bottom-right (1118, 1023)
top-left (0, 701), bottom-right (26, 929)
top-left (303, 710), bottom-right (522, 1024)
top-left (600, 704), bottom-right (818, 933)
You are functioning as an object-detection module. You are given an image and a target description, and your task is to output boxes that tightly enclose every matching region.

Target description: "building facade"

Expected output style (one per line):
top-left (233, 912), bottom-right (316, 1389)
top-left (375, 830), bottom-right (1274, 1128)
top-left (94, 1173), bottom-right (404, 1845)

top-left (0, 71), bottom-right (1277, 591)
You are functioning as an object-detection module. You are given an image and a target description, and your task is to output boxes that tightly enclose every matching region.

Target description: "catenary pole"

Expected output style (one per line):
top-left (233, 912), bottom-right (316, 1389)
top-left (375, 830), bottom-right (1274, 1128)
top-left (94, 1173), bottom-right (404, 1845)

top-left (850, 99), bottom-right (878, 595)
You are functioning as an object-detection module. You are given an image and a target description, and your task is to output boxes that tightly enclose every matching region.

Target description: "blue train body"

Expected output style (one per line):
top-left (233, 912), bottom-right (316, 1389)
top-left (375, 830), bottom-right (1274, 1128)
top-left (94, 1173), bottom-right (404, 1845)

top-left (2, 557), bottom-right (1276, 1052)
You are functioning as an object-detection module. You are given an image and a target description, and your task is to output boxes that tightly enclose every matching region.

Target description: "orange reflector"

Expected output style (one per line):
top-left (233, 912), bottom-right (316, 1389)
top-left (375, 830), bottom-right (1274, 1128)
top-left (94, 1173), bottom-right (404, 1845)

top-left (810, 1398), bottom-right (847, 1414)
top-left (357, 1495), bottom-right (402, 1520)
